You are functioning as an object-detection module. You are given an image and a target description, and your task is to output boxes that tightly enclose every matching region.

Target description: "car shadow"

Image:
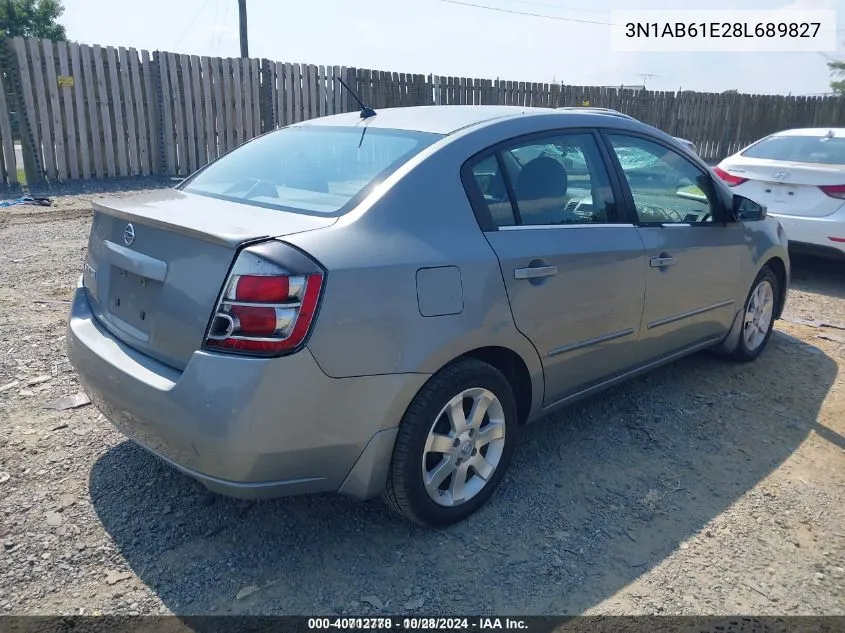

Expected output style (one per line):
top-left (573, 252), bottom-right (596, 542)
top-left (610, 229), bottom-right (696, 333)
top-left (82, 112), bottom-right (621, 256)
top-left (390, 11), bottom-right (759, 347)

top-left (89, 331), bottom-right (837, 616)
top-left (789, 252), bottom-right (845, 301)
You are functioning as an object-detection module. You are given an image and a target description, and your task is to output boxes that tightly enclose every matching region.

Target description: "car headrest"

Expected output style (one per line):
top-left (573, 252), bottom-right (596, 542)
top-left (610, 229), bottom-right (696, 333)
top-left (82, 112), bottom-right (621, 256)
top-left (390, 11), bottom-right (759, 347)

top-left (514, 156), bottom-right (568, 204)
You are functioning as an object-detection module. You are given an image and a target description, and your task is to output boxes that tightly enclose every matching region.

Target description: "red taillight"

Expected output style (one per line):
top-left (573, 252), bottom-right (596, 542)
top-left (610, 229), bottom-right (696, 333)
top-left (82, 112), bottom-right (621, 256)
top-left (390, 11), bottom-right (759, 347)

top-left (829, 237), bottom-right (845, 243)
top-left (713, 166), bottom-right (748, 187)
top-left (228, 305), bottom-right (279, 336)
top-left (231, 275), bottom-right (290, 302)
top-left (204, 243), bottom-right (324, 357)
top-left (819, 184), bottom-right (845, 199)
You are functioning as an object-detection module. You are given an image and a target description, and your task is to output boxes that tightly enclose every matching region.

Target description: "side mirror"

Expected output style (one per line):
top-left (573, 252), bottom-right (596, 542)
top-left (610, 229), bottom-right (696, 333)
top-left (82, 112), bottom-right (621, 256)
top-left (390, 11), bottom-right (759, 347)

top-left (733, 194), bottom-right (767, 222)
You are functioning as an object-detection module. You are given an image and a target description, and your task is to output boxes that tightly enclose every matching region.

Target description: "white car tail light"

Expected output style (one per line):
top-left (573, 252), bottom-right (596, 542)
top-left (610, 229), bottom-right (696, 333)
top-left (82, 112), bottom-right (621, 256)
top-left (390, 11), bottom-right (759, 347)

top-left (204, 242), bottom-right (324, 356)
top-left (819, 184), bottom-right (845, 200)
top-left (713, 166), bottom-right (748, 187)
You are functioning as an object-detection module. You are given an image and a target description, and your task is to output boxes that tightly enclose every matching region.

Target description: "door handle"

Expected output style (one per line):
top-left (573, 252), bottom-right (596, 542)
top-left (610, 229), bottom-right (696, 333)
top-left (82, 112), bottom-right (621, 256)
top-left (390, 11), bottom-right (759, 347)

top-left (649, 256), bottom-right (676, 268)
top-left (514, 265), bottom-right (558, 279)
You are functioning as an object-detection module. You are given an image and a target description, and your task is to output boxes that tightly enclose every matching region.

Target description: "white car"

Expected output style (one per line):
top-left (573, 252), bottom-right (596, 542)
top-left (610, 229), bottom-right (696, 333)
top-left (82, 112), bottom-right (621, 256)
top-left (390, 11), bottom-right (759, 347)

top-left (715, 128), bottom-right (845, 259)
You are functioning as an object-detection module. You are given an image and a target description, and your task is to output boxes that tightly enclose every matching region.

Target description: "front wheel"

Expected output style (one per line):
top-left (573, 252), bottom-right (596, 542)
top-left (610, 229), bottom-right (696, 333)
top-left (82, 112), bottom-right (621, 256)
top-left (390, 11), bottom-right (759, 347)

top-left (383, 358), bottom-right (519, 527)
top-left (731, 267), bottom-right (779, 362)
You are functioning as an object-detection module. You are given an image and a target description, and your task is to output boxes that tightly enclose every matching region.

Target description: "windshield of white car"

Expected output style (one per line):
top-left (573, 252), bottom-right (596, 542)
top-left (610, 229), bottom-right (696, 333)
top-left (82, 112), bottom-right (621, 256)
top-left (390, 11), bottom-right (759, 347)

top-left (180, 126), bottom-right (442, 215)
top-left (741, 135), bottom-right (845, 165)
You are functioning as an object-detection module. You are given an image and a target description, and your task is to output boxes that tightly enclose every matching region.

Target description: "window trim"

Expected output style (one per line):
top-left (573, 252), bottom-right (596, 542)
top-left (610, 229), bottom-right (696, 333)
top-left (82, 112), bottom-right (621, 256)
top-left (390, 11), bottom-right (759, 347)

top-left (495, 152), bottom-right (522, 225)
top-left (498, 223), bottom-right (635, 231)
top-left (461, 156), bottom-right (502, 232)
top-left (598, 129), bottom-right (730, 227)
top-left (460, 127), bottom-right (629, 231)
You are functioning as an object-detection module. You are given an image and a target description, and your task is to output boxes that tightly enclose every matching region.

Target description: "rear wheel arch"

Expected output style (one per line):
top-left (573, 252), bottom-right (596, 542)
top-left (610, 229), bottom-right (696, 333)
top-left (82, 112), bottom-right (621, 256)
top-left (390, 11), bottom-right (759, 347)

top-left (459, 346), bottom-right (533, 426)
top-left (408, 345), bottom-right (537, 427)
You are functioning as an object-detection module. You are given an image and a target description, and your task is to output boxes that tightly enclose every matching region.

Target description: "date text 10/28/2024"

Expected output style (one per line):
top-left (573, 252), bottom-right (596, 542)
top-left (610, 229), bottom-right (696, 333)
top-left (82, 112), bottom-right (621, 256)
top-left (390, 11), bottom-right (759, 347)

top-left (307, 618), bottom-right (529, 630)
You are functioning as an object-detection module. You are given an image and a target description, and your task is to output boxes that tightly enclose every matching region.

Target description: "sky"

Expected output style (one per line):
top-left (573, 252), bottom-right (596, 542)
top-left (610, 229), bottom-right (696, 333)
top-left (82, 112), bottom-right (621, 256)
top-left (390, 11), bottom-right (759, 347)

top-left (60, 0), bottom-right (845, 96)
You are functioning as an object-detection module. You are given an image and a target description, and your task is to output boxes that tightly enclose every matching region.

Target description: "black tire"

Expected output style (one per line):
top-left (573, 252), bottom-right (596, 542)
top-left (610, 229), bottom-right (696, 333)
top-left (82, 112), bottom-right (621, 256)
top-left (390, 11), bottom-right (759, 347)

top-left (383, 358), bottom-right (519, 527)
top-left (731, 266), bottom-right (780, 363)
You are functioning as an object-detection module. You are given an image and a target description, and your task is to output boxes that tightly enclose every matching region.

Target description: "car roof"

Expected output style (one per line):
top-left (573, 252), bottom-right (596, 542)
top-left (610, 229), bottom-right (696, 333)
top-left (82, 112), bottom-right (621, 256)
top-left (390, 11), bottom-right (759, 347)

top-left (294, 104), bottom-right (649, 136)
top-left (770, 128), bottom-right (845, 138)
top-left (556, 107), bottom-right (634, 120)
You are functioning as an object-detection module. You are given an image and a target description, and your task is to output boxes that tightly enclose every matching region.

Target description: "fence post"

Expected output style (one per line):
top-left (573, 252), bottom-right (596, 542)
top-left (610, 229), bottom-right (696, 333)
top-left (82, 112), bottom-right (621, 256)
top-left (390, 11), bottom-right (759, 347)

top-left (719, 92), bottom-right (737, 162)
top-left (667, 90), bottom-right (680, 136)
top-left (6, 38), bottom-right (43, 184)
top-left (260, 58), bottom-right (274, 132)
top-left (345, 67), bottom-right (356, 113)
top-left (0, 70), bottom-right (15, 186)
top-left (152, 51), bottom-right (167, 175)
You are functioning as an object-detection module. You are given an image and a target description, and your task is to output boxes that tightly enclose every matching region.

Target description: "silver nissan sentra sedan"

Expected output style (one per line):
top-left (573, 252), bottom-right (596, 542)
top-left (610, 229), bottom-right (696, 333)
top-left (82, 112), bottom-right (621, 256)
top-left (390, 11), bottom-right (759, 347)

top-left (67, 105), bottom-right (789, 527)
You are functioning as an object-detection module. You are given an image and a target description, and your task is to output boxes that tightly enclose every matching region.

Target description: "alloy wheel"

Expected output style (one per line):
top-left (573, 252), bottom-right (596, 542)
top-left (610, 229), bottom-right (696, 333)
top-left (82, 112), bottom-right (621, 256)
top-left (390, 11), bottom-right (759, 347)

top-left (743, 279), bottom-right (775, 351)
top-left (421, 387), bottom-right (506, 507)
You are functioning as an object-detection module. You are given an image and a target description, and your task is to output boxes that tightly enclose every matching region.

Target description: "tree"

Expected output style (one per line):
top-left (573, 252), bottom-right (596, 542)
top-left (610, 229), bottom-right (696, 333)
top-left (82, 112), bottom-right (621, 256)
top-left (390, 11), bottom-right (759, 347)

top-left (0, 0), bottom-right (66, 41)
top-left (828, 58), bottom-right (845, 95)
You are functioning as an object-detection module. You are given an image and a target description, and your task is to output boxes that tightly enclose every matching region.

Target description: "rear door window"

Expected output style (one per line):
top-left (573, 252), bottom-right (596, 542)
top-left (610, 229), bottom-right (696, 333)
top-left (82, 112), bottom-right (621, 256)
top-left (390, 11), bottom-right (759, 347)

top-left (466, 132), bottom-right (618, 228)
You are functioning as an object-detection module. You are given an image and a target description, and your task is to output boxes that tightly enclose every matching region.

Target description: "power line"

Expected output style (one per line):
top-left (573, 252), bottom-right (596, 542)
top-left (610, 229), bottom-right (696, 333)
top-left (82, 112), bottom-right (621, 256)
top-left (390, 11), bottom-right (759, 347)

top-left (173, 0), bottom-right (214, 49)
top-left (215, 2), bottom-right (231, 52)
top-left (437, 0), bottom-right (614, 26)
top-left (210, 0), bottom-right (222, 47)
top-left (485, 0), bottom-right (610, 16)
top-left (442, 3), bottom-right (845, 35)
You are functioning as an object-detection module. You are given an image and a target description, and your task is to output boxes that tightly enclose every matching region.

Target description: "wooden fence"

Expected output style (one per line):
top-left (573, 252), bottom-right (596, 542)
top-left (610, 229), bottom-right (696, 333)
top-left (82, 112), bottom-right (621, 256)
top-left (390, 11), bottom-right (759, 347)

top-left (3, 35), bottom-right (845, 187)
top-left (0, 68), bottom-right (16, 186)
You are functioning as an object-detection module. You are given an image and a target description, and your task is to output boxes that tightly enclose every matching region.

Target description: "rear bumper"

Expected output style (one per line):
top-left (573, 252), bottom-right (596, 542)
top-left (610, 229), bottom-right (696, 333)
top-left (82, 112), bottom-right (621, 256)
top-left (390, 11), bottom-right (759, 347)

top-left (770, 210), bottom-right (845, 257)
top-left (67, 287), bottom-right (428, 500)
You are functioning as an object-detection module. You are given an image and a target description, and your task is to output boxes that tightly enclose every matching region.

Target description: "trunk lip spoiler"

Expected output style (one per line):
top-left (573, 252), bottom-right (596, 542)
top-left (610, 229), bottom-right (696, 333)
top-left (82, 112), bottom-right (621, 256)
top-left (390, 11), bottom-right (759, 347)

top-left (91, 200), bottom-right (271, 248)
top-left (90, 199), bottom-right (340, 247)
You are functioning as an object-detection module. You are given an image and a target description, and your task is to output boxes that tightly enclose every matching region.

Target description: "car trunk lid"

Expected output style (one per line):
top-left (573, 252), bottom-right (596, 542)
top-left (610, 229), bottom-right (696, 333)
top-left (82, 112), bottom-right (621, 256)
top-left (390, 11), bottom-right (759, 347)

top-left (723, 159), bottom-right (845, 218)
top-left (82, 190), bottom-right (336, 370)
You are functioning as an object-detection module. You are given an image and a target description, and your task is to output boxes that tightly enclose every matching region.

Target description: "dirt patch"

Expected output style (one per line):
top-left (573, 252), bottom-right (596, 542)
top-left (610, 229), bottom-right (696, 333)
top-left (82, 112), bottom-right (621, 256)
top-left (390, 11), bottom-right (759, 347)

top-left (0, 195), bottom-right (843, 616)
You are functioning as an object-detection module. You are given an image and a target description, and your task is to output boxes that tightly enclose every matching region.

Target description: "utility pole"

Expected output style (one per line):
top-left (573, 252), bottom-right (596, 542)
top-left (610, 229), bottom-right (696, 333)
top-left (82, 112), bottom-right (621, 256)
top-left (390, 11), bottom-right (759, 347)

top-left (238, 0), bottom-right (249, 58)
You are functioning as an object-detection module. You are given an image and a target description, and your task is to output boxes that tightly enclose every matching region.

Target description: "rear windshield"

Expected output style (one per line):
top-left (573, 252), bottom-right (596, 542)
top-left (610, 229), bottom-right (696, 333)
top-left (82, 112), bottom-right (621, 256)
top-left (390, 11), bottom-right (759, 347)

top-left (741, 135), bottom-right (845, 165)
top-left (180, 126), bottom-right (442, 215)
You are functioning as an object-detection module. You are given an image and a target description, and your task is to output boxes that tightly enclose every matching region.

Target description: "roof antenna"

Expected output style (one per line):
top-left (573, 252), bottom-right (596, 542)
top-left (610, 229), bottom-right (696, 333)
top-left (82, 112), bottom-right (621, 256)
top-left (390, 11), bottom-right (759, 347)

top-left (335, 77), bottom-right (377, 119)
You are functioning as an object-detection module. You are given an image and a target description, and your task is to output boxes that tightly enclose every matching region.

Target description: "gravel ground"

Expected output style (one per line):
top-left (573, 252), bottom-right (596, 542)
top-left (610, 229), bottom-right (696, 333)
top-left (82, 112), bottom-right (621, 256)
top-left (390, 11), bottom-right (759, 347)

top-left (0, 185), bottom-right (844, 617)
